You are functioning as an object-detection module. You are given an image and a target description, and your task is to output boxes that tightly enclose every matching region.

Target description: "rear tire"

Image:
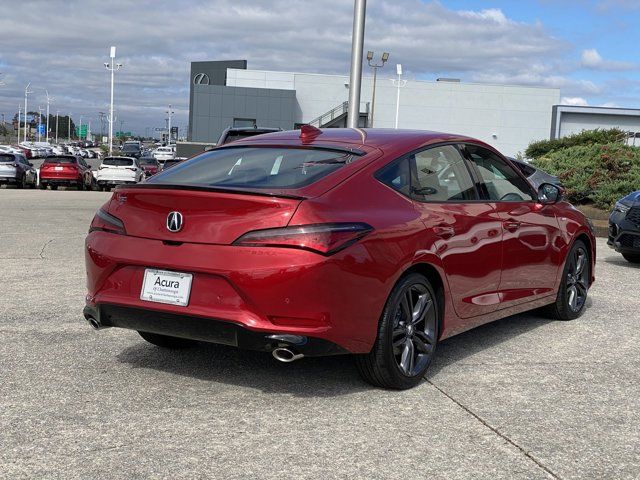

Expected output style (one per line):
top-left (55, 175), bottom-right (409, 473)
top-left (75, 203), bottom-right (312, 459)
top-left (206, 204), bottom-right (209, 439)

top-left (544, 240), bottom-right (590, 321)
top-left (622, 253), bottom-right (640, 264)
top-left (356, 273), bottom-right (439, 390)
top-left (16, 175), bottom-right (25, 189)
top-left (39, 183), bottom-right (47, 190)
top-left (50, 185), bottom-right (58, 190)
top-left (138, 331), bottom-right (197, 349)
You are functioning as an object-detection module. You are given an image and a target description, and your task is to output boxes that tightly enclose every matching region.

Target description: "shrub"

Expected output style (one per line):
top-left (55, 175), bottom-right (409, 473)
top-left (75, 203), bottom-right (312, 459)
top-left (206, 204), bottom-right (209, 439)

top-left (532, 143), bottom-right (640, 209)
top-left (525, 128), bottom-right (625, 159)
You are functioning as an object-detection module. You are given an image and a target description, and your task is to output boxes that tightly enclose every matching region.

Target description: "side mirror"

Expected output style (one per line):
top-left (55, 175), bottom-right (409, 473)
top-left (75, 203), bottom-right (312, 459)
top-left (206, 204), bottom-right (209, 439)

top-left (537, 183), bottom-right (563, 205)
top-left (28, 162), bottom-right (34, 167)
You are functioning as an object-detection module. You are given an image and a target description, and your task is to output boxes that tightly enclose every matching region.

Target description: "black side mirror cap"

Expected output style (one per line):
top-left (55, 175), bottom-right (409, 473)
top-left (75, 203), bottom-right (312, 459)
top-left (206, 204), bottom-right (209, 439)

top-left (537, 183), bottom-right (564, 205)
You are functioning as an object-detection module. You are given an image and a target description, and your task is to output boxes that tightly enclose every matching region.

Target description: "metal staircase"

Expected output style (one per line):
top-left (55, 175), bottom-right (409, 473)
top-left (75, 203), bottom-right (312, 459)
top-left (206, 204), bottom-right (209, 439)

top-left (306, 101), bottom-right (369, 128)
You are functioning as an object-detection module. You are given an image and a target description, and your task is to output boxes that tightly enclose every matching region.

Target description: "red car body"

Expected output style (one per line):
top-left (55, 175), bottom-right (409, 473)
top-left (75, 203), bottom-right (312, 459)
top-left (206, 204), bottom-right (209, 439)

top-left (84, 129), bottom-right (595, 376)
top-left (40, 155), bottom-right (93, 190)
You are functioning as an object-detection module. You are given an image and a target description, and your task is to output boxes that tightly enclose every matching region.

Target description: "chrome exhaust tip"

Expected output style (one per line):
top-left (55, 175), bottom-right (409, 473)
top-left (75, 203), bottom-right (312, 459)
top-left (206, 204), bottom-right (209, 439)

top-left (272, 347), bottom-right (304, 363)
top-left (85, 315), bottom-right (104, 330)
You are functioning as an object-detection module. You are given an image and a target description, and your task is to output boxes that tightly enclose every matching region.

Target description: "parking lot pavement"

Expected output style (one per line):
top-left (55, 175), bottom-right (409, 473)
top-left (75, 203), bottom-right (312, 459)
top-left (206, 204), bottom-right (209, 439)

top-left (1, 189), bottom-right (638, 479)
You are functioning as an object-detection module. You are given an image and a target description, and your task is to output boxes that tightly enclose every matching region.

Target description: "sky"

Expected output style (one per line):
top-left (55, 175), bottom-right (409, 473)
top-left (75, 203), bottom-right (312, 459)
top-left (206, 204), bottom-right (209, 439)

top-left (0, 0), bottom-right (639, 137)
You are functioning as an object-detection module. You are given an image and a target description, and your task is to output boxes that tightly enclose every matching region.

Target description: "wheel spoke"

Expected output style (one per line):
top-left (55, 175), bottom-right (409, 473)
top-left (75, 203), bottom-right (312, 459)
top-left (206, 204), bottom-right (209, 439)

top-left (400, 290), bottom-right (412, 322)
top-left (575, 250), bottom-right (586, 275)
top-left (567, 285), bottom-right (577, 310)
top-left (575, 280), bottom-right (588, 298)
top-left (413, 333), bottom-right (432, 354)
top-left (411, 293), bottom-right (431, 325)
top-left (392, 328), bottom-right (406, 348)
top-left (399, 339), bottom-right (415, 375)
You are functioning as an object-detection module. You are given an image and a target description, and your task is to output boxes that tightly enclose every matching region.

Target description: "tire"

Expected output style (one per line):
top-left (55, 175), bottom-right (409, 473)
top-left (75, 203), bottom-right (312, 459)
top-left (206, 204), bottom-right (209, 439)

top-left (77, 179), bottom-right (85, 191)
top-left (356, 273), bottom-right (439, 389)
top-left (544, 240), bottom-right (590, 320)
top-left (50, 185), bottom-right (58, 190)
top-left (138, 331), bottom-right (197, 349)
top-left (39, 183), bottom-right (47, 190)
top-left (16, 175), bottom-right (25, 189)
top-left (622, 253), bottom-right (640, 264)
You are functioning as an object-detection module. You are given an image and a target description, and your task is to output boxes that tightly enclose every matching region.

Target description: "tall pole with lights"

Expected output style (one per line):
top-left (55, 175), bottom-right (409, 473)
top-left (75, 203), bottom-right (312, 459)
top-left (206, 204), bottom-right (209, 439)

top-left (104, 46), bottom-right (123, 155)
top-left (55, 110), bottom-right (60, 144)
top-left (37, 107), bottom-right (43, 142)
top-left (391, 64), bottom-right (407, 129)
top-left (17, 105), bottom-right (21, 143)
top-left (347, 0), bottom-right (366, 129)
top-left (68, 113), bottom-right (72, 143)
top-left (44, 89), bottom-right (54, 144)
top-left (24, 82), bottom-right (33, 143)
top-left (166, 104), bottom-right (174, 144)
top-left (367, 51), bottom-right (389, 128)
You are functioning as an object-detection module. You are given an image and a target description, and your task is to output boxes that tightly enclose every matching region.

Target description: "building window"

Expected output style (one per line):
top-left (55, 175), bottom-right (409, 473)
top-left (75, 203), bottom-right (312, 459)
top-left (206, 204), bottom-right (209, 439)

top-left (233, 118), bottom-right (256, 128)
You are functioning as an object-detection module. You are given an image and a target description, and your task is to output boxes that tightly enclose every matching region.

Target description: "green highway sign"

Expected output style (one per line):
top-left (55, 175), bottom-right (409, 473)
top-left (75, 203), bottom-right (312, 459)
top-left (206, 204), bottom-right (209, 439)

top-left (75, 125), bottom-right (88, 138)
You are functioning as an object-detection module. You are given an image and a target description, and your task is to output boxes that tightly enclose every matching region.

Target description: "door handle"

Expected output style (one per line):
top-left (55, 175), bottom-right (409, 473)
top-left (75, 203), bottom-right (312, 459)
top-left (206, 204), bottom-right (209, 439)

top-left (503, 220), bottom-right (521, 232)
top-left (433, 225), bottom-right (455, 239)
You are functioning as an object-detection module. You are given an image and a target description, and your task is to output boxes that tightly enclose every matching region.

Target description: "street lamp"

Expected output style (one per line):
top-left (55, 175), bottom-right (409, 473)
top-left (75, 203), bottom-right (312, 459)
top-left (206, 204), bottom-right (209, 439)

top-left (17, 105), bottom-right (21, 143)
top-left (24, 82), bottom-right (33, 144)
top-left (68, 113), bottom-right (72, 143)
top-left (44, 89), bottom-right (54, 144)
top-left (366, 50), bottom-right (389, 127)
top-left (166, 104), bottom-right (174, 144)
top-left (105, 46), bottom-right (123, 155)
top-left (391, 64), bottom-right (407, 129)
top-left (37, 106), bottom-right (43, 142)
top-left (55, 110), bottom-right (60, 144)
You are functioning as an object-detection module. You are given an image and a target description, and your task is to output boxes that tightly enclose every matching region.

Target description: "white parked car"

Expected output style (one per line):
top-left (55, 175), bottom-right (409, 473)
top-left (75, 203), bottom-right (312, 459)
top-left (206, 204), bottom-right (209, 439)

top-left (153, 146), bottom-right (176, 161)
top-left (96, 156), bottom-right (145, 191)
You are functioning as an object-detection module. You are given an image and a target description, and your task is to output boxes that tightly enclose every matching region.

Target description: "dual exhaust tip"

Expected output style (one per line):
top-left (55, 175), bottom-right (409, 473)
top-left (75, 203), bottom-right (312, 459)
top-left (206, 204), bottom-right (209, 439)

top-left (85, 314), bottom-right (105, 330)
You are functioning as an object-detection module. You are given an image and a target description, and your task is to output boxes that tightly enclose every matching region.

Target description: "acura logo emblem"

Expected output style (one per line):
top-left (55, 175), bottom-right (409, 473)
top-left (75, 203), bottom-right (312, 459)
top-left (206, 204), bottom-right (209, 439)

top-left (167, 211), bottom-right (183, 232)
top-left (193, 73), bottom-right (210, 85)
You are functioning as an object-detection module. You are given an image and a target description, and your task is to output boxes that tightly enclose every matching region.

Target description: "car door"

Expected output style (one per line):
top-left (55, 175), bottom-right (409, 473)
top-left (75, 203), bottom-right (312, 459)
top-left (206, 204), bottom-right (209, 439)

top-left (407, 144), bottom-right (504, 319)
top-left (462, 143), bottom-right (563, 307)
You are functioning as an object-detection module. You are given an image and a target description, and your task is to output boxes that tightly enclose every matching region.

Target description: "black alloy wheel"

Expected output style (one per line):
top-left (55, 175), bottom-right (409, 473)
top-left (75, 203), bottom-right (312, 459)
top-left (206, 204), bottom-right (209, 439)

top-left (356, 273), bottom-right (439, 389)
top-left (545, 240), bottom-right (590, 320)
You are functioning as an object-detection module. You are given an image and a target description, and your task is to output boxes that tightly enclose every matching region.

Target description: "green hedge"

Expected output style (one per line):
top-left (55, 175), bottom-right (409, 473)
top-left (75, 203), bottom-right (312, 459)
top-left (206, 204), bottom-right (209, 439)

top-left (525, 128), bottom-right (625, 159)
top-left (532, 143), bottom-right (640, 209)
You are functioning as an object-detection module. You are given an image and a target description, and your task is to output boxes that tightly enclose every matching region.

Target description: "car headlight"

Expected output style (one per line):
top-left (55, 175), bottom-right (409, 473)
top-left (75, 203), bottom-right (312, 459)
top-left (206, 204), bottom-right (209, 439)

top-left (614, 202), bottom-right (631, 214)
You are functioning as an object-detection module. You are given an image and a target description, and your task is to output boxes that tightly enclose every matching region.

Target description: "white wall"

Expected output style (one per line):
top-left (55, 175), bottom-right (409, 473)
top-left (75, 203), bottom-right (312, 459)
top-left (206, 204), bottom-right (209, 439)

top-left (227, 68), bottom-right (560, 157)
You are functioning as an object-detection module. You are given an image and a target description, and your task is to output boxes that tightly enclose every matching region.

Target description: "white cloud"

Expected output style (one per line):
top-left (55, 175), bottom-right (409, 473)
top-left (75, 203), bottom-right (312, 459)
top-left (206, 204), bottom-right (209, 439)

top-left (561, 97), bottom-right (589, 106)
top-left (580, 48), bottom-right (635, 71)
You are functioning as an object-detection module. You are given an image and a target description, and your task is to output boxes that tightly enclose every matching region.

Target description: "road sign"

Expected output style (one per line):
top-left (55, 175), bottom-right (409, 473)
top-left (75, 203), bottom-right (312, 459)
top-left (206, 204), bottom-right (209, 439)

top-left (37, 124), bottom-right (45, 135)
top-left (76, 125), bottom-right (88, 138)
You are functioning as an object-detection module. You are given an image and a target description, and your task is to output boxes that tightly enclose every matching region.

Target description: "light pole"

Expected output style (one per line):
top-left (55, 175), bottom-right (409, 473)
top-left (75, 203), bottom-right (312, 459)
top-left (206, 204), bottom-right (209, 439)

top-left (24, 82), bottom-right (33, 143)
top-left (166, 104), bottom-right (175, 144)
top-left (17, 105), bottom-right (21, 143)
top-left (366, 51), bottom-right (389, 128)
top-left (99, 111), bottom-right (106, 142)
top-left (43, 89), bottom-right (55, 143)
top-left (347, 0), bottom-right (367, 128)
top-left (68, 113), bottom-right (72, 143)
top-left (79, 115), bottom-right (83, 141)
top-left (55, 110), bottom-right (60, 144)
top-left (391, 64), bottom-right (407, 129)
top-left (104, 46), bottom-right (123, 155)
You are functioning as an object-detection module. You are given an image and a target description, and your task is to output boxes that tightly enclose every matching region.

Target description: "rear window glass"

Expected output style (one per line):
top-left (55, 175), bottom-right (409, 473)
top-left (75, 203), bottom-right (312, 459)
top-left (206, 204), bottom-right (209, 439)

top-left (0, 154), bottom-right (15, 162)
top-left (103, 158), bottom-right (134, 167)
top-left (149, 147), bottom-right (360, 189)
top-left (45, 157), bottom-right (76, 164)
top-left (139, 157), bottom-right (157, 165)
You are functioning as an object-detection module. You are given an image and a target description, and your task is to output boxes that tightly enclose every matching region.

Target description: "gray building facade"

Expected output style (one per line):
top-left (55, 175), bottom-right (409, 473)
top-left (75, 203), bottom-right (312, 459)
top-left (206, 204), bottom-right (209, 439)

top-left (551, 105), bottom-right (640, 140)
top-left (188, 60), bottom-right (296, 143)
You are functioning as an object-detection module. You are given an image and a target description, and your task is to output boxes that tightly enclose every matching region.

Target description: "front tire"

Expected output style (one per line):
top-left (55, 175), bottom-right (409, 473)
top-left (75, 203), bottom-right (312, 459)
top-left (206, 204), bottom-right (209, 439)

top-left (622, 253), bottom-right (640, 264)
top-left (356, 273), bottom-right (439, 389)
top-left (138, 331), bottom-right (197, 349)
top-left (545, 240), bottom-right (590, 320)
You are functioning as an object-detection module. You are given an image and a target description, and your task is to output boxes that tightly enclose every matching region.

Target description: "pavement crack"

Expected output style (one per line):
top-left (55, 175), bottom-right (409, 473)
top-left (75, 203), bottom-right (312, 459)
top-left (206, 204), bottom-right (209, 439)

top-left (39, 240), bottom-right (54, 259)
top-left (426, 379), bottom-right (562, 480)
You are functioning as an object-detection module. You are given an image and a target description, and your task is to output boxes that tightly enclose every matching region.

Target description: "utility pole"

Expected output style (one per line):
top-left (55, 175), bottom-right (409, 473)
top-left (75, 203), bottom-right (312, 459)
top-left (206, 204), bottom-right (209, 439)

top-left (24, 82), bottom-right (33, 143)
top-left (166, 104), bottom-right (174, 144)
top-left (55, 110), bottom-right (59, 144)
top-left (79, 115), bottom-right (83, 141)
top-left (37, 106), bottom-right (43, 142)
top-left (17, 105), bottom-right (21, 143)
top-left (347, 0), bottom-right (366, 129)
top-left (104, 46), bottom-right (123, 155)
top-left (68, 113), bottom-right (71, 143)
top-left (98, 111), bottom-right (106, 141)
top-left (44, 89), bottom-right (54, 144)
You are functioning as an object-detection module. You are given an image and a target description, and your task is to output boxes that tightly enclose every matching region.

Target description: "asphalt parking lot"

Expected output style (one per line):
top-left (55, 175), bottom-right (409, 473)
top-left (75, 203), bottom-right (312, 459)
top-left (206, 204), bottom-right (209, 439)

top-left (1, 189), bottom-right (638, 479)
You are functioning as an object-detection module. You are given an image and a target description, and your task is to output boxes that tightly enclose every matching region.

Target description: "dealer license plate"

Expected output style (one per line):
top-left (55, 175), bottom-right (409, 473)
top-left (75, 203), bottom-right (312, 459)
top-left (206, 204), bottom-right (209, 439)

top-left (140, 269), bottom-right (192, 306)
top-left (54, 166), bottom-right (63, 171)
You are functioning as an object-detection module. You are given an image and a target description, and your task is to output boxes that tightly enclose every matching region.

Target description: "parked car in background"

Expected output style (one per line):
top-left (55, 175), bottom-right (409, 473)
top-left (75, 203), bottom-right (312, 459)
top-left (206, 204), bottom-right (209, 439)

top-left (83, 127), bottom-right (595, 390)
top-left (0, 153), bottom-right (37, 188)
top-left (506, 157), bottom-right (561, 189)
top-left (39, 155), bottom-right (94, 190)
top-left (153, 146), bottom-right (176, 161)
top-left (160, 158), bottom-right (183, 171)
top-left (608, 191), bottom-right (640, 264)
top-left (96, 156), bottom-right (145, 191)
top-left (121, 144), bottom-right (141, 158)
top-left (216, 127), bottom-right (281, 146)
top-left (139, 156), bottom-right (160, 177)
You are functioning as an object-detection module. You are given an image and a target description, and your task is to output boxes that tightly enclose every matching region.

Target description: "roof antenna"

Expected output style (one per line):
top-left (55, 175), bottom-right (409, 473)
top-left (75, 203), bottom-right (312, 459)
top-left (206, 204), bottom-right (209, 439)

top-left (299, 124), bottom-right (322, 141)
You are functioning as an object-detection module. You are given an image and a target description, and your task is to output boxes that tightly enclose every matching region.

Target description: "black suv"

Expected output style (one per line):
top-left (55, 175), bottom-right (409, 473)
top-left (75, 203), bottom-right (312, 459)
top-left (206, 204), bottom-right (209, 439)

top-left (608, 191), bottom-right (640, 263)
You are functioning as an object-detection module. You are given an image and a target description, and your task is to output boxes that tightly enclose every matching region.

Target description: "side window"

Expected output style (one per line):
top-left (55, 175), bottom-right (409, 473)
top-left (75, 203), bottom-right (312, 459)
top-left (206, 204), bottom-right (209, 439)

top-left (465, 145), bottom-right (534, 202)
top-left (410, 145), bottom-right (477, 202)
top-left (376, 158), bottom-right (411, 197)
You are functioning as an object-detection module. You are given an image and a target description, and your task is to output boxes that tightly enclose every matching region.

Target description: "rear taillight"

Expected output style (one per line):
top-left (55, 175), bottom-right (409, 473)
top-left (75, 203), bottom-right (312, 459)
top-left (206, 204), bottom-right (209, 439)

top-left (233, 223), bottom-right (373, 256)
top-left (89, 209), bottom-right (126, 235)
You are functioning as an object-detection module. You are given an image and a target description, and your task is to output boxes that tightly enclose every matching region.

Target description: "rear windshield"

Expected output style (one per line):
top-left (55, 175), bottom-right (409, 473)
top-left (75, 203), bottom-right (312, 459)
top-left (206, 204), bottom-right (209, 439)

top-left (103, 158), bottom-right (134, 167)
top-left (122, 145), bottom-right (140, 152)
top-left (45, 157), bottom-right (76, 164)
top-left (149, 147), bottom-right (359, 189)
top-left (0, 154), bottom-right (15, 163)
top-left (139, 157), bottom-right (157, 165)
top-left (223, 132), bottom-right (266, 144)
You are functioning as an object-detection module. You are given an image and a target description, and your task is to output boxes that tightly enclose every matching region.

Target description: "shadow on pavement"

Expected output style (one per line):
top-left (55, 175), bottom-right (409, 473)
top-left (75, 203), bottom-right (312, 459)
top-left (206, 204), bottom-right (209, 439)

top-left (116, 305), bottom-right (561, 396)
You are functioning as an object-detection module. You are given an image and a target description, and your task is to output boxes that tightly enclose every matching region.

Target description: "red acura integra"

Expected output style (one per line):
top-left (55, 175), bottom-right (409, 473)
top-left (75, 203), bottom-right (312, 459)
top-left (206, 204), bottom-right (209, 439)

top-left (84, 127), bottom-right (595, 389)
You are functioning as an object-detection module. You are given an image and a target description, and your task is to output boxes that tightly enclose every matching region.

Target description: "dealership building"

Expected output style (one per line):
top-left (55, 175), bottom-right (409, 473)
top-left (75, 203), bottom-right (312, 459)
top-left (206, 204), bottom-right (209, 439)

top-left (188, 60), bottom-right (563, 156)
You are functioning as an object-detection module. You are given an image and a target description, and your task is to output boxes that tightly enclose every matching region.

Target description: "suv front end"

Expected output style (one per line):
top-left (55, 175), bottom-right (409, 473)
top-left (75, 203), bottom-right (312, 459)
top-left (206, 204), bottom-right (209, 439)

top-left (608, 191), bottom-right (640, 263)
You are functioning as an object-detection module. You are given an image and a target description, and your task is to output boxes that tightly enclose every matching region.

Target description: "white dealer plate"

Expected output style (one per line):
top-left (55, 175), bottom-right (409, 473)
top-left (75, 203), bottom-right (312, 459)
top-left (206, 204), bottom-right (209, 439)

top-left (54, 166), bottom-right (63, 171)
top-left (140, 269), bottom-right (192, 306)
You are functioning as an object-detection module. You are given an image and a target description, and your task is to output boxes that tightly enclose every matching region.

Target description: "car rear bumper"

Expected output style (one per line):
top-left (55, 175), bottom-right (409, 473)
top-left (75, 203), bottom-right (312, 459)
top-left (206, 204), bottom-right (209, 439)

top-left (0, 175), bottom-right (19, 183)
top-left (84, 231), bottom-right (390, 354)
top-left (83, 303), bottom-right (348, 356)
top-left (40, 178), bottom-right (81, 185)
